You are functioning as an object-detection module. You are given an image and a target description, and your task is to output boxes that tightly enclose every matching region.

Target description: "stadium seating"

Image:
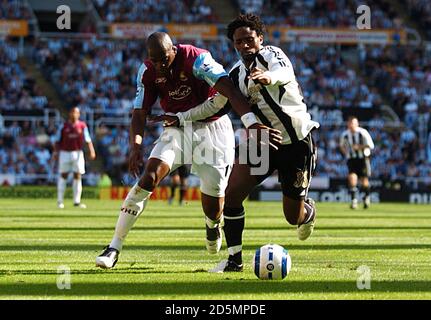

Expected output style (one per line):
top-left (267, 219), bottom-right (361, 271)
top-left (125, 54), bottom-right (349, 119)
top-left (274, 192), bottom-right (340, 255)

top-left (1, 0), bottom-right (431, 189)
top-left (92, 0), bottom-right (218, 23)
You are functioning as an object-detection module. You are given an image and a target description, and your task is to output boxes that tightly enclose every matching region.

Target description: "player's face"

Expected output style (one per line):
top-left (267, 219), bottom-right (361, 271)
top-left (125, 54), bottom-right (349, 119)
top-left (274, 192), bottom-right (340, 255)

top-left (232, 27), bottom-right (263, 64)
top-left (148, 46), bottom-right (176, 76)
top-left (348, 118), bottom-right (359, 131)
top-left (70, 108), bottom-right (80, 122)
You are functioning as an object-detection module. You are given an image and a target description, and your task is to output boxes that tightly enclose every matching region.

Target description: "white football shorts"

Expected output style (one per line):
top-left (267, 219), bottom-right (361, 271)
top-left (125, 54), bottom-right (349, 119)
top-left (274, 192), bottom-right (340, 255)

top-left (59, 150), bottom-right (86, 174)
top-left (149, 114), bottom-right (235, 197)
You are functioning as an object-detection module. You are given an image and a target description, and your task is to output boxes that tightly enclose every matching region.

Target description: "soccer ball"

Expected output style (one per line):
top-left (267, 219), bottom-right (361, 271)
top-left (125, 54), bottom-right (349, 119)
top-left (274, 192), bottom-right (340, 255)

top-left (252, 244), bottom-right (291, 280)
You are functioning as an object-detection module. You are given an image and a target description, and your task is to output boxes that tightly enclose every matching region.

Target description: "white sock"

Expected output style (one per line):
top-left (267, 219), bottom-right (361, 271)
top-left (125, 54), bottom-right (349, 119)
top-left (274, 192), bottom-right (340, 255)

top-left (57, 176), bottom-right (67, 203)
top-left (110, 184), bottom-right (152, 251)
top-left (228, 245), bottom-right (242, 256)
top-left (72, 179), bottom-right (82, 204)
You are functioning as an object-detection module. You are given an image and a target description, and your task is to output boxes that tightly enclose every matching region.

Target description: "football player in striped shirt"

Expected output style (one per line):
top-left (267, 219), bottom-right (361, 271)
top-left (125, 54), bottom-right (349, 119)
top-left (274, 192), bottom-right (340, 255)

top-left (339, 116), bottom-right (374, 209)
top-left (154, 14), bottom-right (320, 273)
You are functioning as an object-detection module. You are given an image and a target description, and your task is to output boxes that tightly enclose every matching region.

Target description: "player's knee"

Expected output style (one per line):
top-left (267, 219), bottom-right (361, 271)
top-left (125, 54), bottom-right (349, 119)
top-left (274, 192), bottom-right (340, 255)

top-left (140, 172), bottom-right (158, 191)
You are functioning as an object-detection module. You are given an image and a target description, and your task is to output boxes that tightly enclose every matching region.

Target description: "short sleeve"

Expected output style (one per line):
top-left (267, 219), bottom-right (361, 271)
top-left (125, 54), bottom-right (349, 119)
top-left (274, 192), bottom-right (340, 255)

top-left (133, 63), bottom-right (158, 110)
top-left (192, 52), bottom-right (228, 87)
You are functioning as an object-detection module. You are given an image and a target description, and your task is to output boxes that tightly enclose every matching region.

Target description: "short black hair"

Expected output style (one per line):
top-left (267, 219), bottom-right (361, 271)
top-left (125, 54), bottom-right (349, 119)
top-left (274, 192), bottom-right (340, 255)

top-left (226, 13), bottom-right (266, 41)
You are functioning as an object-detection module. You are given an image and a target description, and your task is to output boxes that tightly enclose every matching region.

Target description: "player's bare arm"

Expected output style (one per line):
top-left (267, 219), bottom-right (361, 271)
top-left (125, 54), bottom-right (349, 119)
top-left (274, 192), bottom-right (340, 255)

top-left (87, 141), bottom-right (96, 160)
top-left (129, 108), bottom-right (147, 177)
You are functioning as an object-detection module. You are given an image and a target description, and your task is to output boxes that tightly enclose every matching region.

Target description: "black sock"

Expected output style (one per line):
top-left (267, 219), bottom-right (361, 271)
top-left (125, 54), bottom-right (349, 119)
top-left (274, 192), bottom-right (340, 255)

top-left (179, 186), bottom-right (186, 203)
top-left (170, 185), bottom-right (177, 200)
top-left (223, 206), bottom-right (245, 264)
top-left (362, 186), bottom-right (370, 199)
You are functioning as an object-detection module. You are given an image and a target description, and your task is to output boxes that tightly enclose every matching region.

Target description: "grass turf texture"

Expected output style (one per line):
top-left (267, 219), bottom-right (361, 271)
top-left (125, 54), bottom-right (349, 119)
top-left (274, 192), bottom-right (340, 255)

top-left (0, 199), bottom-right (430, 300)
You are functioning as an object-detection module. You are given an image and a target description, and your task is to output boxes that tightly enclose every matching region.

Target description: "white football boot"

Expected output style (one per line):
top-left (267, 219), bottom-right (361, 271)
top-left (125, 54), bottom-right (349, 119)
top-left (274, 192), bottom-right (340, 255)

top-left (297, 198), bottom-right (317, 241)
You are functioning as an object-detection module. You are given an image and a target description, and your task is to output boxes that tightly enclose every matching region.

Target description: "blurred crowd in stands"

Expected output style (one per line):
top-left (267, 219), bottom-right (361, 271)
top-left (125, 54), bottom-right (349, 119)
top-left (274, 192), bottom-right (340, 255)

top-left (92, 0), bottom-right (218, 23)
top-left (1, 0), bottom-right (431, 188)
top-left (0, 40), bottom-right (48, 112)
top-left (235, 0), bottom-right (402, 28)
top-left (0, 0), bottom-right (32, 20)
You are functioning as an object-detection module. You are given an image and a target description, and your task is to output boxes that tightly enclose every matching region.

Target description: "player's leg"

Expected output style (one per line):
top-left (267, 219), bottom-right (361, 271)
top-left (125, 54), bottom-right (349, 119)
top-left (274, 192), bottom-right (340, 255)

top-left (96, 158), bottom-right (170, 268)
top-left (72, 172), bottom-right (85, 208)
top-left (169, 171), bottom-right (179, 205)
top-left (278, 134), bottom-right (317, 240)
top-left (361, 158), bottom-right (371, 209)
top-left (193, 115), bottom-right (235, 255)
top-left (72, 151), bottom-right (87, 208)
top-left (178, 165), bottom-right (190, 205)
top-left (348, 171), bottom-right (359, 209)
top-left (201, 192), bottom-right (225, 254)
top-left (209, 160), bottom-right (261, 273)
top-left (57, 151), bottom-right (70, 208)
top-left (96, 127), bottom-right (181, 268)
top-left (361, 177), bottom-right (371, 209)
top-left (57, 172), bottom-right (68, 209)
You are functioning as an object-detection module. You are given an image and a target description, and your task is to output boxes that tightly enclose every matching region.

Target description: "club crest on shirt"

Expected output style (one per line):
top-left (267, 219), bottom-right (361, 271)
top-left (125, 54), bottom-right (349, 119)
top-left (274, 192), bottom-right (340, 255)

top-left (155, 77), bottom-right (167, 84)
top-left (248, 84), bottom-right (262, 104)
top-left (293, 170), bottom-right (308, 189)
top-left (179, 71), bottom-right (188, 82)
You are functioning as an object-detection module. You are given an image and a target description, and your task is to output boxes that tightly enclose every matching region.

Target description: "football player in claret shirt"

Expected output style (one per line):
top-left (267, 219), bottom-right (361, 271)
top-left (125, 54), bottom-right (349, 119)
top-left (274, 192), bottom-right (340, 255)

top-left (95, 32), bottom-right (282, 269)
top-left (52, 107), bottom-right (96, 209)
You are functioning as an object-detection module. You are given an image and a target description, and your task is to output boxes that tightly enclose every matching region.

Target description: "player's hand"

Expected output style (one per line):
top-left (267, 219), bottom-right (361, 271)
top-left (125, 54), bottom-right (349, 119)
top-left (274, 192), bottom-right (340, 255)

top-left (249, 67), bottom-right (271, 86)
top-left (89, 151), bottom-right (96, 160)
top-left (52, 151), bottom-right (59, 162)
top-left (128, 144), bottom-right (144, 178)
top-left (247, 123), bottom-right (283, 150)
top-left (148, 114), bottom-right (179, 127)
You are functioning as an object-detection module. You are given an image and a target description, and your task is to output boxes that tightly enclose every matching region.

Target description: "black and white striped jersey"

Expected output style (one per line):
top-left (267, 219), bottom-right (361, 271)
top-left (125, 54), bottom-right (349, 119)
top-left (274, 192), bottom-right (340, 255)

top-left (339, 128), bottom-right (375, 159)
top-left (229, 45), bottom-right (319, 144)
top-left (178, 45), bottom-right (319, 145)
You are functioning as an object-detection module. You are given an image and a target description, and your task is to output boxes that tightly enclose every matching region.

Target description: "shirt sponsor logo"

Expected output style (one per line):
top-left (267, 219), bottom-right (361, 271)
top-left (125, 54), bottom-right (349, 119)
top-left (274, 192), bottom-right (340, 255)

top-left (168, 85), bottom-right (192, 100)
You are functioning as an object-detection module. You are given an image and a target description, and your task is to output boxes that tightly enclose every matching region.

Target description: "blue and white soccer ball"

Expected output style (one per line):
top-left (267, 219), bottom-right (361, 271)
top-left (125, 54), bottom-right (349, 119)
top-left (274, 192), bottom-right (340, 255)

top-left (252, 244), bottom-right (291, 280)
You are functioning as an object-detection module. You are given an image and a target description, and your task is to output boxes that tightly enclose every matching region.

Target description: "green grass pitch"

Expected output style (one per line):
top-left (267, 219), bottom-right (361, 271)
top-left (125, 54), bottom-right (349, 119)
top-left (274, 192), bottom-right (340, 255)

top-left (0, 199), bottom-right (430, 300)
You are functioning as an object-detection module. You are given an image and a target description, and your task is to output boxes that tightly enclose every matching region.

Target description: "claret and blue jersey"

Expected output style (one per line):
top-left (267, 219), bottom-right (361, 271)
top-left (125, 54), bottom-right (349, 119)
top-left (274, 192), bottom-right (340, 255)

top-left (133, 44), bottom-right (228, 116)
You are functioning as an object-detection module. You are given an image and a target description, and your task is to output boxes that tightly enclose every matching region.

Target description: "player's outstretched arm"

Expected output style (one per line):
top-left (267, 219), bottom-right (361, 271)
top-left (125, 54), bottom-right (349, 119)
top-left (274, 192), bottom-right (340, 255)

top-left (148, 94), bottom-right (229, 126)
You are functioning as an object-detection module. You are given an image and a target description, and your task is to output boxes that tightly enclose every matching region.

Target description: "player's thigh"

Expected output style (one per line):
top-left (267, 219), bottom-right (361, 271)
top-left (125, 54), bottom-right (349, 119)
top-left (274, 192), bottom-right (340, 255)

top-left (278, 136), bottom-right (314, 200)
top-left (59, 151), bottom-right (72, 174)
top-left (72, 150), bottom-right (85, 175)
top-left (193, 162), bottom-right (232, 198)
top-left (149, 127), bottom-right (185, 169)
top-left (192, 115), bottom-right (235, 169)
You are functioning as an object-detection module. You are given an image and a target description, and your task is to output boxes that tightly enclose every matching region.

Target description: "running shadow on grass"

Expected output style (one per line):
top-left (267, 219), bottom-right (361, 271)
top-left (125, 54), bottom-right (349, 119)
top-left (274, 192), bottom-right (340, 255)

top-left (1, 280), bottom-right (430, 296)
